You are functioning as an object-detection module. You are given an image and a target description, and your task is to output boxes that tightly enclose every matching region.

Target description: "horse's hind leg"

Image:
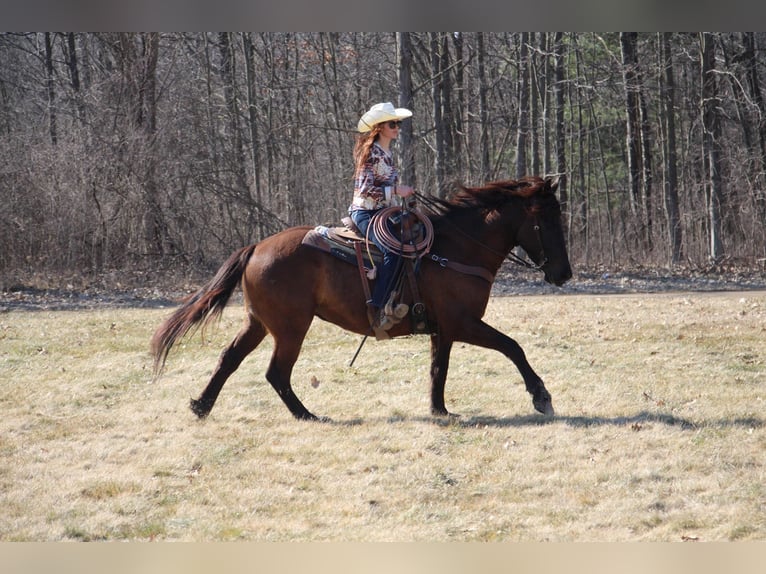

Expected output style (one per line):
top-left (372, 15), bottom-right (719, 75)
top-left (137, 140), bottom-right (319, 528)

top-left (190, 317), bottom-right (267, 418)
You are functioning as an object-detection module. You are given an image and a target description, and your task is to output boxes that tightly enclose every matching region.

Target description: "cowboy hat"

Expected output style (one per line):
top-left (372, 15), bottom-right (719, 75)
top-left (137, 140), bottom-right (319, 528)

top-left (357, 102), bottom-right (412, 133)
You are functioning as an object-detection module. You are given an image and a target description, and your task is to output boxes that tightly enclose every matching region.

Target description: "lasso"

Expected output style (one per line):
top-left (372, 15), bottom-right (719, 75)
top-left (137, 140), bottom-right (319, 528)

top-left (368, 205), bottom-right (434, 259)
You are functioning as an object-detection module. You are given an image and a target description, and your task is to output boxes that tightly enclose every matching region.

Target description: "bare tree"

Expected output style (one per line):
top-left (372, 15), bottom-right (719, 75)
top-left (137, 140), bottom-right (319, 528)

top-left (660, 33), bottom-right (683, 265)
top-left (741, 32), bottom-right (766, 233)
top-left (476, 32), bottom-right (491, 182)
top-left (516, 32), bottom-right (530, 178)
top-left (430, 32), bottom-right (446, 196)
top-left (552, 32), bottom-right (568, 225)
top-left (397, 32), bottom-right (416, 188)
top-left (242, 32), bottom-right (264, 239)
top-left (700, 32), bottom-right (724, 263)
top-left (620, 33), bottom-right (643, 229)
top-left (44, 32), bottom-right (57, 145)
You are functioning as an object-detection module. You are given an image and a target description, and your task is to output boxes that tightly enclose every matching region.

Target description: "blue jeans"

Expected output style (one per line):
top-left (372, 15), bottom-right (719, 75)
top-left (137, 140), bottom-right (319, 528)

top-left (350, 209), bottom-right (401, 309)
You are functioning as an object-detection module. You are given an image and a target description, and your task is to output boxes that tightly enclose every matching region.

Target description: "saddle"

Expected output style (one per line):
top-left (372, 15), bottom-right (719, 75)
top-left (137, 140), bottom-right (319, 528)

top-left (301, 213), bottom-right (432, 339)
top-left (301, 218), bottom-right (383, 269)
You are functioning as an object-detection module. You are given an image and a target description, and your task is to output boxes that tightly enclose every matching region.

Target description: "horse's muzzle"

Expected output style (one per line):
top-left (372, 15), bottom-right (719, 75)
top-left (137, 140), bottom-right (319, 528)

top-left (544, 264), bottom-right (572, 287)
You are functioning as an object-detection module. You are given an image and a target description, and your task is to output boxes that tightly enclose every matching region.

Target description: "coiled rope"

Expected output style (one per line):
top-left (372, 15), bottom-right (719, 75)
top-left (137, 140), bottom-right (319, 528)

top-left (368, 205), bottom-right (434, 259)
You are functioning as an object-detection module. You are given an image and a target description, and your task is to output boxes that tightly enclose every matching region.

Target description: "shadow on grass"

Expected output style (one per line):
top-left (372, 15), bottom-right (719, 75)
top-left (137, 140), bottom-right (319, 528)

top-left (463, 411), bottom-right (764, 430)
top-left (326, 410), bottom-right (764, 431)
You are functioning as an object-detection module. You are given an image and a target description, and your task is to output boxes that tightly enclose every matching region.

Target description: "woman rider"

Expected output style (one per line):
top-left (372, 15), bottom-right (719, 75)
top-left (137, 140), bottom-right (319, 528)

top-left (348, 102), bottom-right (415, 332)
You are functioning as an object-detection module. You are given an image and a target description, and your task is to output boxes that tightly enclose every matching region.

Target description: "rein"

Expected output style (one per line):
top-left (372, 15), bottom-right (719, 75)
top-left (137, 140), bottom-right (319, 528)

top-left (413, 191), bottom-right (547, 272)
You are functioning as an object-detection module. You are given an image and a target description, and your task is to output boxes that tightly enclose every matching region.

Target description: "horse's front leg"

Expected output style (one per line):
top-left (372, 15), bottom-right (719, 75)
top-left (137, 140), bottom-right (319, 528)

top-left (459, 319), bottom-right (554, 416)
top-left (429, 333), bottom-right (454, 416)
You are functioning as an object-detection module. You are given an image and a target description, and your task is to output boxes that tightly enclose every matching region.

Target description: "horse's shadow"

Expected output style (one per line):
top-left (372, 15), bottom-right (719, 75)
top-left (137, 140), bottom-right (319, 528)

top-left (324, 410), bottom-right (764, 431)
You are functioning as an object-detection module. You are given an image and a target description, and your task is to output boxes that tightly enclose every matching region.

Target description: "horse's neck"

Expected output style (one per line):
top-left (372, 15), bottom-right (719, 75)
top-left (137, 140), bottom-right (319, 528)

top-left (434, 210), bottom-right (514, 270)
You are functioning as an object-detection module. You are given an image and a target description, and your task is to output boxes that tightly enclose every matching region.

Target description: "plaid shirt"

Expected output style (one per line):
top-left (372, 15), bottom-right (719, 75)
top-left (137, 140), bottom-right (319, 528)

top-left (350, 142), bottom-right (398, 211)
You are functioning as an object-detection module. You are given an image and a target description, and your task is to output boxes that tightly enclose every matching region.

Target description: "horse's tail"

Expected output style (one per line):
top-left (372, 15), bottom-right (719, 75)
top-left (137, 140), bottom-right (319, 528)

top-left (150, 243), bottom-right (258, 376)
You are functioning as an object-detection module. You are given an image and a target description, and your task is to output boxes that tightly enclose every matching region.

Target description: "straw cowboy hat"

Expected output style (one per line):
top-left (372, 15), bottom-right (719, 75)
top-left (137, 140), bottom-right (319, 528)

top-left (357, 102), bottom-right (412, 133)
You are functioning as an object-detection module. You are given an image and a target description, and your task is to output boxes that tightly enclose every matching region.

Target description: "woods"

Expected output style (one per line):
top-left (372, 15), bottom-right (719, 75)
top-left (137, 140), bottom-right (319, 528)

top-left (1, 32), bottom-right (765, 282)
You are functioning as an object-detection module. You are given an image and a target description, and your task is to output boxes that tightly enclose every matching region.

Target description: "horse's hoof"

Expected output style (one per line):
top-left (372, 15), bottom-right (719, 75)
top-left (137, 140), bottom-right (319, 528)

top-left (533, 395), bottom-right (555, 417)
top-left (189, 398), bottom-right (211, 419)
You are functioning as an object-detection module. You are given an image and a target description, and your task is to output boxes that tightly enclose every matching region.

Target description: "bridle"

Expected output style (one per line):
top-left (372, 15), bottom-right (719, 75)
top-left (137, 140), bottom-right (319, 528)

top-left (506, 217), bottom-right (548, 270)
top-left (413, 191), bottom-right (548, 272)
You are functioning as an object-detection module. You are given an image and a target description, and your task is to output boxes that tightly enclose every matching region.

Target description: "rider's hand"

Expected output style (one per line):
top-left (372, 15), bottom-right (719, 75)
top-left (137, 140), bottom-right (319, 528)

top-left (396, 185), bottom-right (414, 198)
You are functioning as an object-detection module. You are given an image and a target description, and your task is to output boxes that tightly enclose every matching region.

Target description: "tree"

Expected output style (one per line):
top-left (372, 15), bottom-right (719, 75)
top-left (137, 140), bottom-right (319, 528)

top-left (660, 33), bottom-right (683, 265)
top-left (397, 32), bottom-right (416, 187)
top-left (44, 32), bottom-right (57, 145)
top-left (620, 33), bottom-right (643, 235)
top-left (741, 32), bottom-right (766, 233)
top-left (430, 32), bottom-right (446, 196)
top-left (552, 32), bottom-right (568, 228)
top-left (242, 32), bottom-right (265, 239)
top-left (700, 32), bottom-right (725, 263)
top-left (515, 32), bottom-right (530, 178)
top-left (476, 32), bottom-right (491, 182)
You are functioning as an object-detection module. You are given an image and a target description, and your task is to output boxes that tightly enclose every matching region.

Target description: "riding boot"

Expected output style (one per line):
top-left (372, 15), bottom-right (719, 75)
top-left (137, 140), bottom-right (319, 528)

top-left (392, 303), bottom-right (409, 319)
top-left (383, 290), bottom-right (409, 323)
top-left (376, 308), bottom-right (395, 331)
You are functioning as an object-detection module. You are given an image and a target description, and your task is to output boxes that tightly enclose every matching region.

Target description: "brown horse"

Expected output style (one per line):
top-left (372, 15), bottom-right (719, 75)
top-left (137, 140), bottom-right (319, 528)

top-left (151, 176), bottom-right (572, 421)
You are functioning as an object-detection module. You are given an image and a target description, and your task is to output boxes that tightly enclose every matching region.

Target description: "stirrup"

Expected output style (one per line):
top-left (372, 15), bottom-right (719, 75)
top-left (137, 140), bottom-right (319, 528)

top-left (367, 304), bottom-right (394, 331)
top-left (371, 309), bottom-right (393, 341)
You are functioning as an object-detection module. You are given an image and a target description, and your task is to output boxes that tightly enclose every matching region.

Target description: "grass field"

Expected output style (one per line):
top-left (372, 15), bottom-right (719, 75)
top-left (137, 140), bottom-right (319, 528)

top-left (0, 291), bottom-right (764, 541)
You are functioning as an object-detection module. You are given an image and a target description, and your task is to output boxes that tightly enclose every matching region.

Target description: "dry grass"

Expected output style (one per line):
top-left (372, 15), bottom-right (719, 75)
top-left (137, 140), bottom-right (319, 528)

top-left (0, 291), bottom-right (764, 541)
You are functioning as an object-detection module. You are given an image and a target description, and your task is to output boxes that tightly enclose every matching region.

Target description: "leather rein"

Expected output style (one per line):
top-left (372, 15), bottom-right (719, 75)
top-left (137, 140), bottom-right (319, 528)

top-left (413, 192), bottom-right (547, 282)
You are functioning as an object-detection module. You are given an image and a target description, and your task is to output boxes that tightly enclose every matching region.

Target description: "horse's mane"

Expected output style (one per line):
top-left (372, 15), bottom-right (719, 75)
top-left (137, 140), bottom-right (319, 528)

top-left (424, 176), bottom-right (548, 216)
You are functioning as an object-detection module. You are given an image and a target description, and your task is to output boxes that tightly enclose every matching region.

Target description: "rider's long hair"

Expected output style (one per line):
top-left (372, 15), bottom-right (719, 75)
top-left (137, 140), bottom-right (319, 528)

top-left (352, 123), bottom-right (385, 178)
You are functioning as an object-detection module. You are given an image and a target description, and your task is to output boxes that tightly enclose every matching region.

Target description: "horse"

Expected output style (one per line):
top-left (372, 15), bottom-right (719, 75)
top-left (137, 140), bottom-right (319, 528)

top-left (150, 175), bottom-right (572, 421)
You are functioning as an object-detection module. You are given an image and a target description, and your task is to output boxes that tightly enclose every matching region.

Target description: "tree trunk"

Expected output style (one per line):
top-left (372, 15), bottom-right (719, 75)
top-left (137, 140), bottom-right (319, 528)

top-left (451, 32), bottom-right (465, 176)
top-left (515, 32), bottom-right (530, 178)
top-left (440, 33), bottom-right (456, 184)
top-left (530, 33), bottom-right (541, 175)
top-left (660, 33), bottom-right (683, 265)
top-left (573, 35), bottom-right (589, 259)
top-left (397, 32), bottom-right (416, 188)
top-left (242, 32), bottom-right (265, 239)
top-left (638, 65), bottom-right (654, 251)
top-left (44, 32), bottom-right (57, 145)
top-left (553, 33), bottom-right (568, 229)
top-left (541, 33), bottom-right (552, 176)
top-left (701, 32), bottom-right (724, 263)
top-left (218, 32), bottom-right (248, 194)
top-left (620, 32), bottom-right (642, 224)
top-left (742, 32), bottom-right (766, 230)
top-left (430, 32), bottom-right (446, 196)
top-left (65, 32), bottom-right (85, 124)
top-left (141, 32), bottom-right (164, 258)
top-left (317, 32), bottom-right (345, 212)
top-left (477, 33), bottom-right (491, 182)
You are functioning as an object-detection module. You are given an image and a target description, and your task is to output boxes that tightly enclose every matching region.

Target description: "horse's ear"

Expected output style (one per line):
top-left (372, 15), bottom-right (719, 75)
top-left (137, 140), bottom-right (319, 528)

top-left (544, 175), bottom-right (560, 193)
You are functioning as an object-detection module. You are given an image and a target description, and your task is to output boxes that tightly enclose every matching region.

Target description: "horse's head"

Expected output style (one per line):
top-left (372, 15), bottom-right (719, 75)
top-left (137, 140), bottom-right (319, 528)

top-left (431, 176), bottom-right (572, 287)
top-left (514, 176), bottom-right (572, 286)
